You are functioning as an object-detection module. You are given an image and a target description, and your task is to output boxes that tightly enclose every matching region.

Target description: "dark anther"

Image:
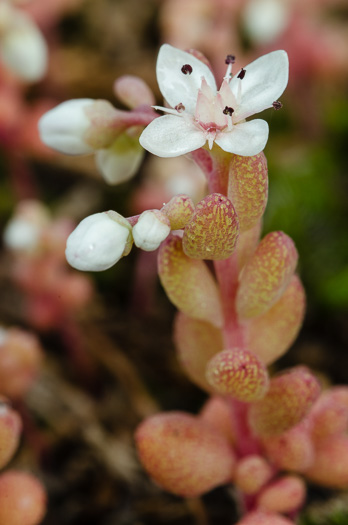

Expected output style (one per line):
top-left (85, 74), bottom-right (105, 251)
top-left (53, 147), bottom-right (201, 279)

top-left (223, 106), bottom-right (234, 116)
top-left (237, 68), bottom-right (246, 80)
top-left (272, 100), bottom-right (283, 110)
top-left (175, 103), bottom-right (185, 113)
top-left (181, 64), bottom-right (193, 75)
top-left (225, 54), bottom-right (236, 65)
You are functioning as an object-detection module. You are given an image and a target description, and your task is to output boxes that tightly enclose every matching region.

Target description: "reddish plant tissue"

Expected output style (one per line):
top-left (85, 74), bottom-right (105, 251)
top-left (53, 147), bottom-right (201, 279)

top-left (0, 400), bottom-right (22, 469)
top-left (135, 412), bottom-right (235, 497)
top-left (206, 347), bottom-right (269, 402)
top-left (248, 367), bottom-right (321, 436)
top-left (236, 511), bottom-right (296, 525)
top-left (0, 471), bottom-right (46, 525)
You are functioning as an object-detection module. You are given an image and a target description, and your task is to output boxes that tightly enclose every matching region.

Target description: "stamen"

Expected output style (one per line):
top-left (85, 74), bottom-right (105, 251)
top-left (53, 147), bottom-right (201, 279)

top-left (272, 100), bottom-right (283, 110)
top-left (225, 54), bottom-right (236, 65)
top-left (152, 105), bottom-right (183, 116)
top-left (224, 54), bottom-right (236, 81)
top-left (237, 68), bottom-right (246, 80)
top-left (175, 103), bottom-right (185, 113)
top-left (181, 64), bottom-right (193, 75)
top-left (223, 106), bottom-right (234, 116)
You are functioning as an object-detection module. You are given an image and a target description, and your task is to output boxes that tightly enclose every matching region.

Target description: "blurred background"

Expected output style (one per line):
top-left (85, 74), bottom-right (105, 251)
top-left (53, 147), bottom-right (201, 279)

top-left (0, 0), bottom-right (347, 523)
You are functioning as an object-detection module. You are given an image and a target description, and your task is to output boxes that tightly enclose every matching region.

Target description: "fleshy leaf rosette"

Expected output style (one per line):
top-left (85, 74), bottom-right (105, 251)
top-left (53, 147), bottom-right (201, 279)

top-left (256, 475), bottom-right (306, 514)
top-left (182, 193), bottom-right (239, 259)
top-left (162, 194), bottom-right (195, 230)
top-left (248, 367), bottom-right (321, 436)
top-left (206, 348), bottom-right (269, 402)
top-left (135, 412), bottom-right (235, 497)
top-left (236, 231), bottom-right (298, 319)
top-left (228, 152), bottom-right (268, 232)
top-left (174, 313), bottom-right (223, 391)
top-left (247, 274), bottom-right (306, 365)
top-left (158, 235), bottom-right (223, 327)
top-left (235, 455), bottom-right (273, 495)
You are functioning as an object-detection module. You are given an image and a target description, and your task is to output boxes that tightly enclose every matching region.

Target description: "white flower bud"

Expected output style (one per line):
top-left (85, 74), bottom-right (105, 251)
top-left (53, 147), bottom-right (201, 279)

top-left (66, 212), bottom-right (133, 272)
top-left (133, 210), bottom-right (171, 251)
top-left (38, 99), bottom-right (95, 155)
top-left (3, 200), bottom-right (50, 253)
top-left (243, 0), bottom-right (289, 45)
top-left (0, 8), bottom-right (47, 81)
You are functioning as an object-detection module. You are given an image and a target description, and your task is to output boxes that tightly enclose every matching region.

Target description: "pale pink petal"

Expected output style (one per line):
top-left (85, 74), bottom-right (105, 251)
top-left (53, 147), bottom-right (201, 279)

top-left (156, 44), bottom-right (217, 114)
top-left (230, 51), bottom-right (289, 121)
top-left (215, 120), bottom-right (269, 156)
top-left (139, 115), bottom-right (206, 157)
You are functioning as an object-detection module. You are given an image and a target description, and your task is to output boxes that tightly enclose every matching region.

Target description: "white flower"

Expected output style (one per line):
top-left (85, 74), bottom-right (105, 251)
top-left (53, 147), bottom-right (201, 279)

top-left (133, 210), bottom-right (171, 251)
top-left (66, 212), bottom-right (133, 272)
top-left (38, 99), bottom-right (95, 155)
top-left (0, 3), bottom-right (47, 81)
top-left (139, 44), bottom-right (289, 157)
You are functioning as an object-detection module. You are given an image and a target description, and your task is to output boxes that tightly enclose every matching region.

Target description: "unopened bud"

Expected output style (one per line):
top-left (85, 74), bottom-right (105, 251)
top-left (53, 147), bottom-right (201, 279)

top-left (38, 99), bottom-right (95, 155)
top-left (0, 7), bottom-right (47, 81)
top-left (133, 210), bottom-right (171, 251)
top-left (65, 211), bottom-right (133, 272)
top-left (113, 75), bottom-right (155, 108)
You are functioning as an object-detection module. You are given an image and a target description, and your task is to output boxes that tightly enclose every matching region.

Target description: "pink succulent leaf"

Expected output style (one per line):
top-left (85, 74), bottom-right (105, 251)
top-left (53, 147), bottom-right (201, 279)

top-left (304, 435), bottom-right (348, 489)
top-left (199, 396), bottom-right (236, 445)
top-left (158, 235), bottom-right (223, 327)
top-left (247, 274), bottom-right (306, 365)
top-left (135, 411), bottom-right (235, 497)
top-left (262, 422), bottom-right (315, 472)
top-left (161, 194), bottom-right (195, 230)
top-left (256, 475), bottom-right (306, 514)
top-left (236, 231), bottom-right (298, 319)
top-left (206, 348), bottom-right (269, 402)
top-left (182, 193), bottom-right (239, 260)
top-left (235, 455), bottom-right (273, 495)
top-left (248, 367), bottom-right (321, 437)
top-left (228, 152), bottom-right (268, 232)
top-left (174, 312), bottom-right (223, 392)
top-left (236, 511), bottom-right (296, 525)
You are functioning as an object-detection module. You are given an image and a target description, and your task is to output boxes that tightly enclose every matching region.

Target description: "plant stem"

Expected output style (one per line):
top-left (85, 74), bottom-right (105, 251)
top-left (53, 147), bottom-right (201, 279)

top-left (191, 146), bottom-right (246, 349)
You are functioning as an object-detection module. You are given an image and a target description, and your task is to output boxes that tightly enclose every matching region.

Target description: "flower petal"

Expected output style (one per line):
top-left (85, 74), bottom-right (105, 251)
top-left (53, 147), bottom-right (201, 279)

top-left (230, 50), bottom-right (289, 121)
top-left (215, 119), bottom-right (269, 156)
top-left (156, 44), bottom-right (217, 114)
top-left (95, 133), bottom-right (144, 185)
top-left (139, 115), bottom-right (206, 157)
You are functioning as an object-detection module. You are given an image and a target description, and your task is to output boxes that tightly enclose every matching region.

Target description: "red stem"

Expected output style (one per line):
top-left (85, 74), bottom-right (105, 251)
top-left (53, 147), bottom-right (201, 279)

top-left (191, 146), bottom-right (246, 349)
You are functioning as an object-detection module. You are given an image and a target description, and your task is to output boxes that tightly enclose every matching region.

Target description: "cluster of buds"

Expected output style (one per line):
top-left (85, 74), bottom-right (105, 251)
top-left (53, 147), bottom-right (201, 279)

top-left (4, 200), bottom-right (93, 329)
top-left (38, 76), bottom-right (157, 185)
top-left (0, 0), bottom-right (47, 81)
